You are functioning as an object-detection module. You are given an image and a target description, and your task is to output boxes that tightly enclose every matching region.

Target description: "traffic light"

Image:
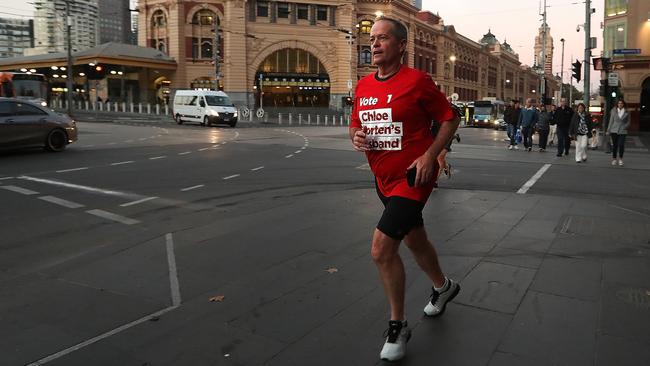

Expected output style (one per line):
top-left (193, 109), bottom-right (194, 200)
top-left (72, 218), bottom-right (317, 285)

top-left (342, 96), bottom-right (353, 106)
top-left (87, 65), bottom-right (106, 80)
top-left (572, 60), bottom-right (582, 83)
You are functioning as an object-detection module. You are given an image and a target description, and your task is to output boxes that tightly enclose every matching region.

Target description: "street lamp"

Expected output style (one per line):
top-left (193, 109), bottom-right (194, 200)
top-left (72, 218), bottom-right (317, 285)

top-left (560, 38), bottom-right (565, 98)
top-left (375, 11), bottom-right (383, 18)
top-left (449, 55), bottom-right (457, 62)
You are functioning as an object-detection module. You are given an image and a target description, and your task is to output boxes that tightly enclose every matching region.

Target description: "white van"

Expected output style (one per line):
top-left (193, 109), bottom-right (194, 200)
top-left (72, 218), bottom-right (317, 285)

top-left (173, 90), bottom-right (238, 127)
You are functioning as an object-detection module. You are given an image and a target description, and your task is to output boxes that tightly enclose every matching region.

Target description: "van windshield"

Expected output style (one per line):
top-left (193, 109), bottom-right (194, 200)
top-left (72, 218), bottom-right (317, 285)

top-left (205, 95), bottom-right (233, 106)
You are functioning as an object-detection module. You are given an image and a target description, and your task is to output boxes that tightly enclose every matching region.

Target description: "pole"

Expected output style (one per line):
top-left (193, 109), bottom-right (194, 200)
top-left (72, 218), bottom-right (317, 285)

top-left (214, 16), bottom-right (220, 90)
top-left (65, 0), bottom-right (73, 116)
top-left (583, 0), bottom-right (591, 106)
top-left (569, 54), bottom-right (573, 105)
top-left (560, 38), bottom-right (564, 99)
top-left (259, 73), bottom-right (263, 109)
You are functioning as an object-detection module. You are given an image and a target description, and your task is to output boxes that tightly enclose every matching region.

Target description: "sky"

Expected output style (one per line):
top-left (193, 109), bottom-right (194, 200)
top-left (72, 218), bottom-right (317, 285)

top-left (4, 0), bottom-right (602, 91)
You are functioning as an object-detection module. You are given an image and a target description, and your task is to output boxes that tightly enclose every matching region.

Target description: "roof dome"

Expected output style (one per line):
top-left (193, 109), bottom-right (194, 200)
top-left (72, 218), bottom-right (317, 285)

top-left (479, 29), bottom-right (498, 45)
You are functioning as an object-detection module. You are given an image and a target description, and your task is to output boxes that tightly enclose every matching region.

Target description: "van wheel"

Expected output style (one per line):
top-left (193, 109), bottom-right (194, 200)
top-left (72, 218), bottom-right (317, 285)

top-left (229, 122), bottom-right (236, 128)
top-left (175, 114), bottom-right (183, 124)
top-left (45, 128), bottom-right (67, 152)
top-left (204, 116), bottom-right (211, 127)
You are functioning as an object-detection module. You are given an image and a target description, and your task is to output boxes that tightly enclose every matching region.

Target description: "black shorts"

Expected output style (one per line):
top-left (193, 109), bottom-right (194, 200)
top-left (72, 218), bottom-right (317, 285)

top-left (375, 181), bottom-right (425, 240)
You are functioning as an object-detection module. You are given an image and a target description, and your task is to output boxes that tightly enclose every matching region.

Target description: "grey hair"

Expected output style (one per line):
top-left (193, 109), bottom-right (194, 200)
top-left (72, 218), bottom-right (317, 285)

top-left (375, 16), bottom-right (408, 42)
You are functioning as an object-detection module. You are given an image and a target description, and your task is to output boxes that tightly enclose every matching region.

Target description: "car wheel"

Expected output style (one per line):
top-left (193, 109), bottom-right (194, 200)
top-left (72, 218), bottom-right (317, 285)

top-left (45, 128), bottom-right (67, 152)
top-left (204, 116), bottom-right (212, 127)
top-left (229, 121), bottom-right (236, 128)
top-left (175, 114), bottom-right (183, 125)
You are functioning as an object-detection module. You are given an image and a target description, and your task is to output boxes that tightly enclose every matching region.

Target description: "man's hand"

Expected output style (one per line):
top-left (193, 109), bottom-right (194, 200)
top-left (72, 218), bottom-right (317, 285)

top-left (351, 129), bottom-right (369, 152)
top-left (407, 151), bottom-right (437, 187)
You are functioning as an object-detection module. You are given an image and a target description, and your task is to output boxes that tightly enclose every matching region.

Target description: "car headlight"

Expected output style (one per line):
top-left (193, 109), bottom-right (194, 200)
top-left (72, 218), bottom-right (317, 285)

top-left (210, 110), bottom-right (219, 116)
top-left (484, 119), bottom-right (489, 122)
top-left (41, 101), bottom-right (47, 107)
top-left (494, 120), bottom-right (499, 125)
top-left (233, 111), bottom-right (238, 117)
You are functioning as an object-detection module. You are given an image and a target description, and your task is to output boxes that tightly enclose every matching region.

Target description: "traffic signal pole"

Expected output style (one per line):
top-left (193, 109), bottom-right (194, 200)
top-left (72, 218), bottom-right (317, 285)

top-left (66, 0), bottom-right (73, 116)
top-left (583, 0), bottom-right (591, 106)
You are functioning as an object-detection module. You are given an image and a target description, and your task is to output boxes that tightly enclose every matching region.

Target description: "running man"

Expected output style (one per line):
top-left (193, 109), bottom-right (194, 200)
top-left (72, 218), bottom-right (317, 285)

top-left (350, 17), bottom-right (461, 362)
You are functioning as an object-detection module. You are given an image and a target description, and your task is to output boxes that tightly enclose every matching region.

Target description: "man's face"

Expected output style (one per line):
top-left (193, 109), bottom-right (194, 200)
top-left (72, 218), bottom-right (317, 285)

top-left (560, 98), bottom-right (567, 107)
top-left (370, 21), bottom-right (405, 67)
top-left (526, 99), bottom-right (532, 108)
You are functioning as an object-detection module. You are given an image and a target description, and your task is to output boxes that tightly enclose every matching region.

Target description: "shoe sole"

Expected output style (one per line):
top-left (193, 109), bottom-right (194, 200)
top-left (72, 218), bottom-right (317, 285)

top-left (424, 283), bottom-right (461, 317)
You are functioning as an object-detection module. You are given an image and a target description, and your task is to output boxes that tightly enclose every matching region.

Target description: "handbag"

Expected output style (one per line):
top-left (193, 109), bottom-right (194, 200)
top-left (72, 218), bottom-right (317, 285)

top-left (515, 129), bottom-right (522, 144)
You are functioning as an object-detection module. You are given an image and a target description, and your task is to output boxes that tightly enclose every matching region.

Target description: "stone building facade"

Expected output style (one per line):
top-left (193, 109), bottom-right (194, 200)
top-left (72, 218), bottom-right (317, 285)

top-left (137, 0), bottom-right (553, 109)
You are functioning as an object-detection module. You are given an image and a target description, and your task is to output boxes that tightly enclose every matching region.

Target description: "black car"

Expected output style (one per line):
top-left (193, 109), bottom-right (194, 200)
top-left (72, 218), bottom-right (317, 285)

top-left (0, 98), bottom-right (78, 152)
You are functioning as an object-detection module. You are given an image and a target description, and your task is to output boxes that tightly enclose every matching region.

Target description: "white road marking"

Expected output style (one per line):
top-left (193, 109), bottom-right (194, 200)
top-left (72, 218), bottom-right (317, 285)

top-left (223, 174), bottom-right (240, 180)
top-left (301, 146), bottom-right (307, 150)
top-left (149, 156), bottom-right (166, 160)
top-left (221, 141), bottom-right (227, 145)
top-left (166, 233), bottom-right (182, 307)
top-left (294, 150), bottom-right (302, 154)
top-left (198, 147), bottom-right (209, 151)
top-left (0, 176), bottom-right (14, 180)
top-left (125, 140), bottom-right (133, 143)
top-left (27, 231), bottom-right (181, 363)
top-left (517, 163), bottom-right (552, 194)
top-left (108, 142), bottom-right (117, 145)
top-left (18, 176), bottom-right (143, 200)
top-left (285, 154), bottom-right (294, 158)
top-left (180, 184), bottom-right (204, 192)
top-left (120, 196), bottom-right (158, 207)
top-left (86, 209), bottom-right (140, 225)
top-left (212, 144), bottom-right (220, 148)
top-left (178, 151), bottom-right (191, 155)
top-left (56, 167), bottom-right (89, 173)
top-left (110, 161), bottom-right (134, 166)
top-left (138, 137), bottom-right (147, 141)
top-left (38, 196), bottom-right (84, 209)
top-left (356, 163), bottom-right (371, 170)
top-left (0, 185), bottom-right (39, 195)
top-left (251, 166), bottom-right (264, 171)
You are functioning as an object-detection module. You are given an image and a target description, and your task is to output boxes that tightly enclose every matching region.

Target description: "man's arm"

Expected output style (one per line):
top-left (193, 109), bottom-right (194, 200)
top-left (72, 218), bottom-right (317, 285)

top-left (408, 115), bottom-right (461, 187)
top-left (350, 127), bottom-right (368, 152)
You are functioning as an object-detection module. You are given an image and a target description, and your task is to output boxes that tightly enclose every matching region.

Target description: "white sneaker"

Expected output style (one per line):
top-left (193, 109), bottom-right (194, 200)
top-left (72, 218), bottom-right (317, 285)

top-left (380, 320), bottom-right (411, 362)
top-left (618, 159), bottom-right (624, 166)
top-left (612, 159), bottom-right (617, 166)
top-left (508, 145), bottom-right (513, 150)
top-left (424, 278), bottom-right (460, 317)
top-left (514, 145), bottom-right (519, 150)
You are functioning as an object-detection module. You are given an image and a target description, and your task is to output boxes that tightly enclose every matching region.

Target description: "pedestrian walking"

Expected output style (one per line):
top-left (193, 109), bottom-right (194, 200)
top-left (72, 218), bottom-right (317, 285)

top-left (548, 104), bottom-right (557, 146)
top-left (536, 102), bottom-right (552, 151)
top-left (518, 98), bottom-right (539, 151)
top-left (504, 100), bottom-right (521, 150)
top-left (350, 17), bottom-right (461, 362)
top-left (569, 103), bottom-right (593, 163)
top-left (608, 99), bottom-right (630, 166)
top-left (554, 98), bottom-right (573, 157)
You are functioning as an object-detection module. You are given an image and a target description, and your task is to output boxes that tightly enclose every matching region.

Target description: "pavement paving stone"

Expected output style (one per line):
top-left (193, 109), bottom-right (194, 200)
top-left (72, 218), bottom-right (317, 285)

top-left (487, 351), bottom-right (551, 366)
top-left (495, 233), bottom-right (555, 253)
top-left (398, 303), bottom-right (512, 366)
top-left (548, 233), bottom-right (645, 258)
top-left (508, 218), bottom-right (559, 241)
top-left (498, 291), bottom-right (598, 366)
top-left (474, 207), bottom-right (528, 225)
top-left (530, 256), bottom-right (602, 302)
top-left (47, 342), bottom-right (148, 366)
top-left (595, 334), bottom-right (650, 366)
top-left (484, 247), bottom-right (545, 269)
top-left (438, 238), bottom-right (498, 257)
top-left (602, 257), bottom-right (650, 288)
top-left (449, 221), bottom-right (513, 245)
top-left (2, 323), bottom-right (84, 366)
top-left (454, 261), bottom-right (536, 314)
top-left (598, 282), bottom-right (650, 344)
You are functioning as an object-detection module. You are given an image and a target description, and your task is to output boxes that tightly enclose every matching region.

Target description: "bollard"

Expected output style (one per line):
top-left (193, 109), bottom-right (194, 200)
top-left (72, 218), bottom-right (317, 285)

top-left (264, 112), bottom-right (268, 123)
top-left (85, 101), bottom-right (89, 110)
top-left (325, 115), bottom-right (328, 125)
top-left (91, 101), bottom-right (96, 111)
top-left (279, 113), bottom-right (282, 125)
top-left (308, 114), bottom-right (311, 125)
top-left (138, 103), bottom-right (142, 114)
top-left (298, 114), bottom-right (302, 125)
top-left (130, 103), bottom-right (134, 113)
top-left (346, 115), bottom-right (350, 125)
top-left (147, 103), bottom-right (151, 114)
top-left (317, 115), bottom-right (320, 125)
top-left (121, 102), bottom-right (125, 112)
top-left (155, 104), bottom-right (160, 115)
top-left (99, 102), bottom-right (103, 111)
top-left (249, 110), bottom-right (253, 122)
top-left (289, 113), bottom-right (293, 125)
top-left (164, 105), bottom-right (169, 115)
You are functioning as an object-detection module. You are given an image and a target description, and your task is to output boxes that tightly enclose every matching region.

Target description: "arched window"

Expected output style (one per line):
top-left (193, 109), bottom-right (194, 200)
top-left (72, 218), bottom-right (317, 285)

top-left (189, 10), bottom-right (221, 60)
top-left (157, 41), bottom-right (166, 53)
top-left (360, 48), bottom-right (372, 65)
top-left (359, 20), bottom-right (373, 34)
top-left (151, 10), bottom-right (166, 27)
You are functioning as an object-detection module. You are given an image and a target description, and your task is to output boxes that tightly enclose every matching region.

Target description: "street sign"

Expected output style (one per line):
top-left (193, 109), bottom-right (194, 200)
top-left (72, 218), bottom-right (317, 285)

top-left (347, 79), bottom-right (352, 90)
top-left (608, 72), bottom-right (619, 86)
top-left (256, 108), bottom-right (265, 118)
top-left (592, 57), bottom-right (610, 71)
top-left (451, 93), bottom-right (459, 101)
top-left (613, 49), bottom-right (641, 55)
top-left (240, 107), bottom-right (250, 118)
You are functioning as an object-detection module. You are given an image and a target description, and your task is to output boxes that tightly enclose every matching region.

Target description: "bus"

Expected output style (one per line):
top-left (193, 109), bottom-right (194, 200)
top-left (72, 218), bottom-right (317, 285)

top-left (0, 72), bottom-right (49, 107)
top-left (472, 99), bottom-right (506, 129)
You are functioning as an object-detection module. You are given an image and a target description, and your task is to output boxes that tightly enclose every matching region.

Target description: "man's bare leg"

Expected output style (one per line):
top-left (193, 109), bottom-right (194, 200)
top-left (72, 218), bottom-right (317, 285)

top-left (371, 229), bottom-right (405, 321)
top-left (404, 226), bottom-right (446, 288)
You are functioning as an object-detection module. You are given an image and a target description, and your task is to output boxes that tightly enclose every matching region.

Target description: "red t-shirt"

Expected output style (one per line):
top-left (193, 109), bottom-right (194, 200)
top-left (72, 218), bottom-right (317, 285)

top-left (350, 67), bottom-right (455, 203)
